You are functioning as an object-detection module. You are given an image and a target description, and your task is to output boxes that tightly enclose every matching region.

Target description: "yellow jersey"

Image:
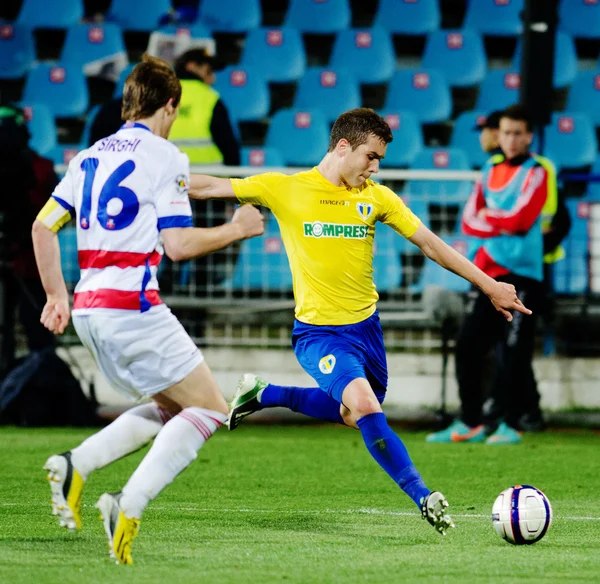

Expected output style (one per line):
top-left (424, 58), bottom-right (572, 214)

top-left (231, 168), bottom-right (420, 325)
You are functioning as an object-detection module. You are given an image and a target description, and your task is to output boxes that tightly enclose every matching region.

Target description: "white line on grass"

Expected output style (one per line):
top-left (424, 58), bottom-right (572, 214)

top-left (1, 502), bottom-right (598, 521)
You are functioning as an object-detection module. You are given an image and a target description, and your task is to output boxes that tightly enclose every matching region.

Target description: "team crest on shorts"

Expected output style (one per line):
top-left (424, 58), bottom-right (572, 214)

top-left (319, 354), bottom-right (336, 374)
top-left (356, 202), bottom-right (373, 221)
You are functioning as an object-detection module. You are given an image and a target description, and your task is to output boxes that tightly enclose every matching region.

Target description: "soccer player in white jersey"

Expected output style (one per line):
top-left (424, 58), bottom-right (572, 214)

top-left (32, 55), bottom-right (264, 565)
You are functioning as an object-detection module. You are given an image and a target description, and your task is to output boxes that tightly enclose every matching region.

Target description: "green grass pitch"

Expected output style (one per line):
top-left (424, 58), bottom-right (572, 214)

top-left (0, 425), bottom-right (598, 583)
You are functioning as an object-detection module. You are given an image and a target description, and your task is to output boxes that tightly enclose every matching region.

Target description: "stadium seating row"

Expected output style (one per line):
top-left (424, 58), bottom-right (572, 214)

top-left (7, 0), bottom-right (600, 39)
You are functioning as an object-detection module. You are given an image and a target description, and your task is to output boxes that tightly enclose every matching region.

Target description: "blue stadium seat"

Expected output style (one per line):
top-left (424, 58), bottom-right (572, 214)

top-left (16, 0), bottom-right (83, 29)
top-left (378, 110), bottom-right (424, 168)
top-left (513, 32), bottom-right (577, 88)
top-left (198, 0), bottom-right (261, 33)
top-left (108, 0), bottom-right (171, 32)
top-left (464, 0), bottom-right (523, 36)
top-left (266, 109), bottom-right (329, 166)
top-left (215, 66), bottom-right (270, 122)
top-left (157, 22), bottom-right (213, 39)
top-left (450, 111), bottom-right (489, 169)
top-left (559, 0), bottom-right (600, 39)
top-left (61, 23), bottom-right (127, 75)
top-left (294, 68), bottom-right (360, 123)
top-left (585, 155), bottom-right (600, 200)
top-left (241, 28), bottom-right (306, 83)
top-left (79, 104), bottom-right (101, 147)
top-left (475, 69), bottom-right (521, 112)
top-left (0, 24), bottom-right (35, 79)
top-left (384, 69), bottom-right (451, 124)
top-left (330, 28), bottom-right (394, 84)
top-left (58, 226), bottom-right (80, 287)
top-left (422, 29), bottom-right (487, 87)
top-left (545, 112), bottom-right (597, 169)
top-left (22, 64), bottom-right (89, 118)
top-left (285, 0), bottom-right (350, 33)
top-left (113, 62), bottom-right (136, 97)
top-left (553, 200), bottom-right (589, 294)
top-left (405, 147), bottom-right (473, 201)
top-left (373, 224), bottom-right (402, 292)
top-left (229, 223), bottom-right (293, 292)
top-left (374, 0), bottom-right (440, 35)
top-left (48, 144), bottom-right (80, 167)
top-left (19, 102), bottom-right (57, 155)
top-left (241, 147), bottom-right (284, 167)
top-left (412, 236), bottom-right (471, 293)
top-left (566, 69), bottom-right (600, 127)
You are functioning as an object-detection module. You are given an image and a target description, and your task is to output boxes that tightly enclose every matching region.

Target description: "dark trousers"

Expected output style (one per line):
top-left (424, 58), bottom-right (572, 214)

top-left (455, 274), bottom-right (543, 429)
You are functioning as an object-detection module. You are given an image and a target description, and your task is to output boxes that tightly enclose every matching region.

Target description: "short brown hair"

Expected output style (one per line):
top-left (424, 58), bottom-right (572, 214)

top-left (501, 104), bottom-right (533, 132)
top-left (121, 54), bottom-right (182, 121)
top-left (328, 108), bottom-right (393, 152)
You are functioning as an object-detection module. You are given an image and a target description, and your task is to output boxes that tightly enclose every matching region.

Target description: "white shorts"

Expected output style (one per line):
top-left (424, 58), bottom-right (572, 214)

top-left (73, 306), bottom-right (204, 401)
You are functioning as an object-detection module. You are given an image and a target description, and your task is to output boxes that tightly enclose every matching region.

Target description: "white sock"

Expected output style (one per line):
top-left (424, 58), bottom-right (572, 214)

top-left (120, 407), bottom-right (226, 519)
top-left (70, 403), bottom-right (173, 480)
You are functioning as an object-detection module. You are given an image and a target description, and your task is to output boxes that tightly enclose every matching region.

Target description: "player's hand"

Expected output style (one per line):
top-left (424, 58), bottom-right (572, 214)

top-left (40, 295), bottom-right (71, 335)
top-left (487, 282), bottom-right (532, 322)
top-left (231, 204), bottom-right (265, 239)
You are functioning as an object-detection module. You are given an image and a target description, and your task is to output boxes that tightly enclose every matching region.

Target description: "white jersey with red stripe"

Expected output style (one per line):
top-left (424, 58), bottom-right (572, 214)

top-left (41, 122), bottom-right (193, 314)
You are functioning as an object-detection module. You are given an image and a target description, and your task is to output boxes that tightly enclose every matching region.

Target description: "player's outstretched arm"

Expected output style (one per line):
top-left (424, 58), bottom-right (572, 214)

top-left (162, 204), bottom-right (264, 262)
top-left (188, 174), bottom-right (237, 200)
top-left (31, 220), bottom-right (71, 335)
top-left (408, 223), bottom-right (532, 322)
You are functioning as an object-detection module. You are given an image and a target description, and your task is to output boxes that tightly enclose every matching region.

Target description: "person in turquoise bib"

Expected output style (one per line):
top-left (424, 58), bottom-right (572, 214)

top-left (428, 105), bottom-right (549, 445)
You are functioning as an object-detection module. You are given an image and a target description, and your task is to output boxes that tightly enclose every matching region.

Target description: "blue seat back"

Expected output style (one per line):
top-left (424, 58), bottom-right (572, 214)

top-left (464, 0), bottom-right (523, 36)
top-left (266, 109), bottom-right (329, 167)
top-left (374, 0), bottom-right (440, 35)
top-left (285, 0), bottom-right (350, 33)
top-left (241, 28), bottom-right (306, 83)
top-left (330, 28), bottom-right (394, 84)
top-left (61, 23), bottom-right (127, 72)
top-left (566, 70), bottom-right (600, 127)
top-left (199, 0), bottom-right (261, 33)
top-left (241, 147), bottom-right (284, 168)
top-left (23, 63), bottom-right (89, 118)
top-left (379, 110), bottom-right (424, 168)
top-left (559, 0), bottom-right (600, 39)
top-left (113, 63), bottom-right (137, 98)
top-left (230, 221), bottom-right (293, 291)
top-left (294, 68), bottom-right (360, 123)
top-left (412, 236), bottom-right (471, 293)
top-left (585, 155), bottom-right (600, 200)
top-left (450, 110), bottom-right (488, 169)
top-left (406, 147), bottom-right (473, 201)
top-left (384, 68), bottom-right (451, 124)
top-left (373, 224), bottom-right (402, 292)
top-left (109, 0), bottom-right (171, 32)
top-left (215, 66), bottom-right (270, 122)
top-left (0, 23), bottom-right (35, 79)
top-left (513, 32), bottom-right (577, 88)
top-left (19, 102), bottom-right (57, 155)
top-left (553, 199), bottom-right (590, 294)
top-left (17, 0), bottom-right (83, 28)
top-left (545, 112), bottom-right (597, 169)
top-left (422, 29), bottom-right (487, 87)
top-left (58, 226), bottom-right (80, 287)
top-left (476, 69), bottom-right (521, 112)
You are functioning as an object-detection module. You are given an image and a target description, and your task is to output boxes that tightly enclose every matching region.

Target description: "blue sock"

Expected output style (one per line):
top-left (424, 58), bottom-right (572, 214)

top-left (260, 384), bottom-right (344, 425)
top-left (356, 412), bottom-right (430, 508)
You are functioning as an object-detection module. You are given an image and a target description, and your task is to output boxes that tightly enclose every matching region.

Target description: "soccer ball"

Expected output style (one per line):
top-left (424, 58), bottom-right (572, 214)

top-left (492, 485), bottom-right (552, 545)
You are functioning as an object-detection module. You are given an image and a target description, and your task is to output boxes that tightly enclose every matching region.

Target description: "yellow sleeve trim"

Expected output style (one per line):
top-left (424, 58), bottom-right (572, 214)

top-left (36, 198), bottom-right (72, 233)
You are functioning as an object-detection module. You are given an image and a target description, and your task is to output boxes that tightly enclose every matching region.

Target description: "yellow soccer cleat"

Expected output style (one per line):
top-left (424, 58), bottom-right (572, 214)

top-left (43, 452), bottom-right (85, 531)
top-left (96, 492), bottom-right (140, 565)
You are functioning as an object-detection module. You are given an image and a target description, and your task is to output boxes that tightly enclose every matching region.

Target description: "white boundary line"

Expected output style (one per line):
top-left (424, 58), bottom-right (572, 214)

top-left (3, 503), bottom-right (598, 521)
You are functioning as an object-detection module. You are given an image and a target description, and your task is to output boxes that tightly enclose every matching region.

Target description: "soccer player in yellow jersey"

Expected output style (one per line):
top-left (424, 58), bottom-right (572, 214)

top-left (189, 108), bottom-right (531, 535)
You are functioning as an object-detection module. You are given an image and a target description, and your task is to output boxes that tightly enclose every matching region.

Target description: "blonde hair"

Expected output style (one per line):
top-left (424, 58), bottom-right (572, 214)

top-left (121, 54), bottom-right (182, 121)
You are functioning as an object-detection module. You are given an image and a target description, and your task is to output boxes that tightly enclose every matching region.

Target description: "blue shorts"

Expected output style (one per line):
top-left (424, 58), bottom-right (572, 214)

top-left (292, 311), bottom-right (388, 405)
